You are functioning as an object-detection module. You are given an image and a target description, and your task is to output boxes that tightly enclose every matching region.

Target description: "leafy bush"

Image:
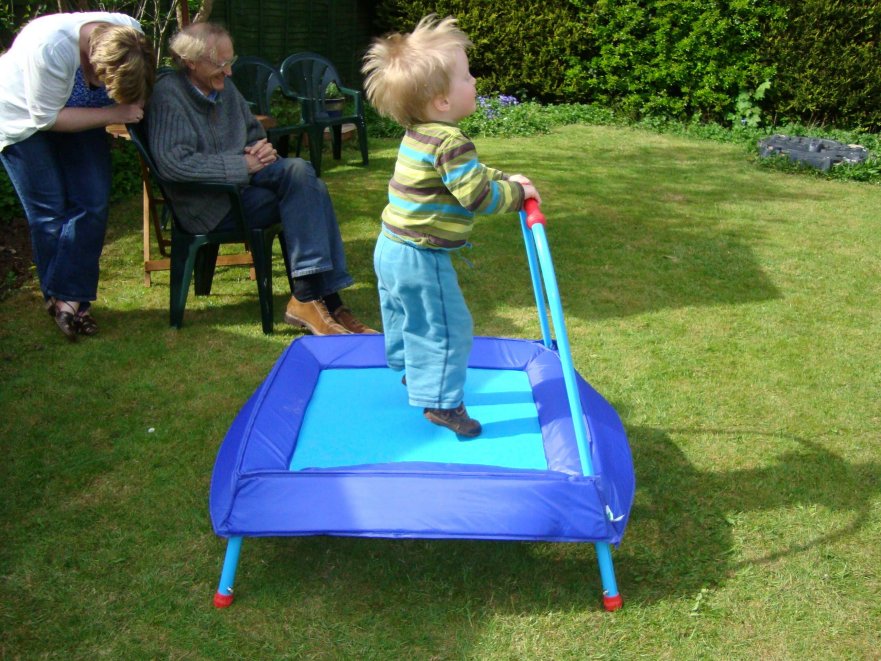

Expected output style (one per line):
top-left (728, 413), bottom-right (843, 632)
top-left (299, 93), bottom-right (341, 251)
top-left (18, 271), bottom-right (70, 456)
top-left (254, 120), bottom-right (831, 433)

top-left (0, 168), bottom-right (21, 223)
top-left (460, 96), bottom-right (552, 137)
top-left (758, 0), bottom-right (881, 130)
top-left (109, 140), bottom-right (145, 202)
top-left (364, 103), bottom-right (406, 139)
top-left (374, 0), bottom-right (590, 103)
top-left (373, 0), bottom-right (779, 124)
top-left (372, 0), bottom-right (881, 131)
top-left (576, 0), bottom-right (781, 122)
top-left (540, 103), bottom-right (622, 128)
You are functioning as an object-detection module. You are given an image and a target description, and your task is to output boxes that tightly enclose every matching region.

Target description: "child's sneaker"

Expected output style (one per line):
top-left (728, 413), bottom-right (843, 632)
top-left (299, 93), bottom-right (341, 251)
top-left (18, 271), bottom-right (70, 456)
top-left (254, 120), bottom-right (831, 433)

top-left (423, 404), bottom-right (482, 438)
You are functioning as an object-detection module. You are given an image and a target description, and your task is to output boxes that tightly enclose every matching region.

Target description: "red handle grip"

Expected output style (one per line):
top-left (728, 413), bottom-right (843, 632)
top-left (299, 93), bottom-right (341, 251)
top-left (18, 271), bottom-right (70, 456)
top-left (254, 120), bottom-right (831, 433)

top-left (523, 198), bottom-right (546, 228)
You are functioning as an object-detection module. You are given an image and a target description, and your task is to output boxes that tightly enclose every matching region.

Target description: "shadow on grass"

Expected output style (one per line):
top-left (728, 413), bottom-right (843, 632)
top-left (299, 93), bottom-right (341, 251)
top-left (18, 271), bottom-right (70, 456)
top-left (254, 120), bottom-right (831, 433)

top-left (470, 138), bottom-right (794, 321)
top-left (619, 424), bottom-right (878, 602)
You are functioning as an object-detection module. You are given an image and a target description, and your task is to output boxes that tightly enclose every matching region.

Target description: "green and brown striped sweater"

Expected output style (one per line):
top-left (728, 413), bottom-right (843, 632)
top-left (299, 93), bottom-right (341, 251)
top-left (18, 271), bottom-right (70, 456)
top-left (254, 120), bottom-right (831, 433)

top-left (381, 122), bottom-right (524, 248)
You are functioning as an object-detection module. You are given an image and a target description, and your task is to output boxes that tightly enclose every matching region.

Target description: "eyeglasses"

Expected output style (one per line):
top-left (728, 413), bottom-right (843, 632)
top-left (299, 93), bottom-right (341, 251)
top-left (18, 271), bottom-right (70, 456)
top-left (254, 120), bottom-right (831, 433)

top-left (202, 54), bottom-right (238, 70)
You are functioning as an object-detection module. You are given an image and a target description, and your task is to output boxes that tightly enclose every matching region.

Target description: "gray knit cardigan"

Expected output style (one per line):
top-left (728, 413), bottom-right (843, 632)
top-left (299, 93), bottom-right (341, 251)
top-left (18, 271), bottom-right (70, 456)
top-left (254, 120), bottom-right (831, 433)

top-left (145, 69), bottom-right (265, 234)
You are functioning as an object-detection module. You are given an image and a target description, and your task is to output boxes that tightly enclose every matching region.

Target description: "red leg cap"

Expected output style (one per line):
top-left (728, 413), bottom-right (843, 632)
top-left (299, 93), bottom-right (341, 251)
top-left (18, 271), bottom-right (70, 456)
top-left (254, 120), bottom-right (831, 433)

top-left (603, 593), bottom-right (623, 612)
top-left (214, 592), bottom-right (234, 608)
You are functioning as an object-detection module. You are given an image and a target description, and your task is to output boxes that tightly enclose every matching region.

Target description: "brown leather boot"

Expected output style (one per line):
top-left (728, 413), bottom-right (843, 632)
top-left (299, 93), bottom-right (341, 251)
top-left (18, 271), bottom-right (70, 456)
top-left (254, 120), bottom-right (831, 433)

top-left (331, 306), bottom-right (379, 334)
top-left (284, 298), bottom-right (348, 335)
top-left (424, 404), bottom-right (482, 438)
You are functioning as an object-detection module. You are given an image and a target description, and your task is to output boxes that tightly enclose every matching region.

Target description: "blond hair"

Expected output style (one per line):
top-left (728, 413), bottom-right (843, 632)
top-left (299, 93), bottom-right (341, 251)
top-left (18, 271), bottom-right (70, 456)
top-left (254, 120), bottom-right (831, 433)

top-left (362, 14), bottom-right (472, 127)
top-left (169, 22), bottom-right (231, 67)
top-left (90, 24), bottom-right (155, 104)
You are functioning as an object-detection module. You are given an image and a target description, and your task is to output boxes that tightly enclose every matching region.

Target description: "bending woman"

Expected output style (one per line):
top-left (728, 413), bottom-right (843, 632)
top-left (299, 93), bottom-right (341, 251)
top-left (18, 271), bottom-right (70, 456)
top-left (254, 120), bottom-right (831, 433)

top-left (0, 12), bottom-right (154, 340)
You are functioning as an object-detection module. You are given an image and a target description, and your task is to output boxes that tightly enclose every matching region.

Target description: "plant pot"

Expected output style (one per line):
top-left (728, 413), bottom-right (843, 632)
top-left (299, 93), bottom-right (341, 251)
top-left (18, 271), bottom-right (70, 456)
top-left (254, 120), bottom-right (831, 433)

top-left (324, 97), bottom-right (345, 117)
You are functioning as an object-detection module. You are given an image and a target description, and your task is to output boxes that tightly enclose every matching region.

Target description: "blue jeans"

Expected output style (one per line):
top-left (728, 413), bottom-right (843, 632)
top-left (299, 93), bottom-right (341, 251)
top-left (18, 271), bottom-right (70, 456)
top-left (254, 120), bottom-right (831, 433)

top-left (0, 129), bottom-right (111, 302)
top-left (374, 232), bottom-right (473, 409)
top-left (217, 157), bottom-right (353, 298)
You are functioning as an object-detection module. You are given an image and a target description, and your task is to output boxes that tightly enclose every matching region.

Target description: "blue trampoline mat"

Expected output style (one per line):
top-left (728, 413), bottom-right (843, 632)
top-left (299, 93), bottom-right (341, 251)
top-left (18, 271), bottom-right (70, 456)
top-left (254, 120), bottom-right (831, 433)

top-left (292, 367), bottom-right (548, 470)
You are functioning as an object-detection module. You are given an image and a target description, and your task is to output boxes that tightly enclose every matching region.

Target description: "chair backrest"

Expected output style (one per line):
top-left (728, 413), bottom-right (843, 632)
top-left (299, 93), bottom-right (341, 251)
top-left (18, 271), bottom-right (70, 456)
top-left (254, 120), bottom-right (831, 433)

top-left (125, 121), bottom-right (186, 228)
top-left (126, 122), bottom-right (182, 204)
top-left (127, 121), bottom-right (249, 239)
top-left (279, 52), bottom-right (342, 120)
top-left (231, 56), bottom-right (287, 116)
top-left (125, 121), bottom-right (157, 173)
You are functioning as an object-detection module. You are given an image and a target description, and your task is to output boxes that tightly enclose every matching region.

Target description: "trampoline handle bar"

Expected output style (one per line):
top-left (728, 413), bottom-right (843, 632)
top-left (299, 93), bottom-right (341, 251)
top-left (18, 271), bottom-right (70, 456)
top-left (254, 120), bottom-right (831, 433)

top-left (523, 198), bottom-right (546, 228)
top-left (519, 204), bottom-right (595, 478)
top-left (519, 200), bottom-right (624, 609)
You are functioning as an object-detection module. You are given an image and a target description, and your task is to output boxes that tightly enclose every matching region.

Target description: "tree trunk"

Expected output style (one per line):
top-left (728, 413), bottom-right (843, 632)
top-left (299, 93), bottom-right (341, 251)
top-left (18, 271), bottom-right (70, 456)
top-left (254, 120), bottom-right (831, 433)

top-left (177, 0), bottom-right (215, 26)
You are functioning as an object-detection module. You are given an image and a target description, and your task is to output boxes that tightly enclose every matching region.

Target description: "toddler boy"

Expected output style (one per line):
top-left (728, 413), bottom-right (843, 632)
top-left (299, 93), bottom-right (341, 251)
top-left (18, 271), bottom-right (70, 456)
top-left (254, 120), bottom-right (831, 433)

top-left (362, 15), bottom-right (541, 437)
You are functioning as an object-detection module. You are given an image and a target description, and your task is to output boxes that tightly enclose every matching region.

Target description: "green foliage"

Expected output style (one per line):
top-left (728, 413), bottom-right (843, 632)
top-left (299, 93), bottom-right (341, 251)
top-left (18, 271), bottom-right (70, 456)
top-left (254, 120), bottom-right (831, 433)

top-left (572, 0), bottom-right (781, 122)
top-left (0, 166), bottom-right (21, 222)
top-left (1, 0), bottom-right (190, 64)
top-left (0, 1), bottom-right (45, 49)
top-left (371, 1), bottom-right (881, 130)
top-left (758, 0), bottom-right (881, 130)
top-left (364, 103), bottom-right (406, 139)
top-left (460, 95), bottom-right (552, 137)
top-left (109, 140), bottom-right (145, 203)
top-left (727, 80), bottom-right (772, 129)
top-left (540, 102), bottom-right (623, 128)
top-left (374, 0), bottom-right (590, 103)
top-left (373, 0), bottom-right (779, 124)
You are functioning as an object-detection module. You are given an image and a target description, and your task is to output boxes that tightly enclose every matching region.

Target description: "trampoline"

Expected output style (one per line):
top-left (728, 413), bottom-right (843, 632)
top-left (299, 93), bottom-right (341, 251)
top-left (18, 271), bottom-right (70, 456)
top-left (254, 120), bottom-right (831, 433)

top-left (210, 202), bottom-right (635, 611)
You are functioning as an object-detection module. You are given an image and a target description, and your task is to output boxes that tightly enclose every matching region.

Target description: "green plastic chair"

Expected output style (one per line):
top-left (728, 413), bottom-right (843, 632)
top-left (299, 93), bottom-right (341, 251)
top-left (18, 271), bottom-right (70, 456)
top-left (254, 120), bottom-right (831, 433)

top-left (279, 52), bottom-right (368, 177)
top-left (125, 122), bottom-right (293, 334)
top-left (230, 56), bottom-right (309, 163)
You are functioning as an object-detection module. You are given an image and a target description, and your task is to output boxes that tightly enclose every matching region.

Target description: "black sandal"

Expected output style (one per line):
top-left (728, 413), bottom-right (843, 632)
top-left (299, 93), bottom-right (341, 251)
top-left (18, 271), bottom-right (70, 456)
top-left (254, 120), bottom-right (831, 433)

top-left (53, 300), bottom-right (79, 341)
top-left (44, 297), bottom-right (56, 318)
top-left (74, 306), bottom-right (98, 336)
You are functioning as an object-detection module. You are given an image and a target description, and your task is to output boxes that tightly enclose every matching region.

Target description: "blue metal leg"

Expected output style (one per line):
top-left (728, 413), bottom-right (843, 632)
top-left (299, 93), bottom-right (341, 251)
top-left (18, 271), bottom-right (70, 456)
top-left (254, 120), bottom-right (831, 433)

top-left (214, 536), bottom-right (243, 608)
top-left (595, 541), bottom-right (623, 611)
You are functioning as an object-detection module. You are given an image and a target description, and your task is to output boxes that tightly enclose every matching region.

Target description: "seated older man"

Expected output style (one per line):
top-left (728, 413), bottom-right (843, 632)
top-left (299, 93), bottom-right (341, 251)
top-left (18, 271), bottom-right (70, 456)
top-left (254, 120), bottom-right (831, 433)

top-left (145, 22), bottom-right (375, 335)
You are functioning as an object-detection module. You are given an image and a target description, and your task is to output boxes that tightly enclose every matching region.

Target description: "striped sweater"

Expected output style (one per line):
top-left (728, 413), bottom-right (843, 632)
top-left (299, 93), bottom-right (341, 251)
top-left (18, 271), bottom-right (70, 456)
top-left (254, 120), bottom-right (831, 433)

top-left (381, 122), bottom-right (524, 248)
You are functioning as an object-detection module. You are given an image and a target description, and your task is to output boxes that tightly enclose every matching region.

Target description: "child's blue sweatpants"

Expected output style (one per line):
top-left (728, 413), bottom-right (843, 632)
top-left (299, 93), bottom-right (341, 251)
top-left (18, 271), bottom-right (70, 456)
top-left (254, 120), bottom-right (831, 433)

top-left (374, 231), bottom-right (473, 409)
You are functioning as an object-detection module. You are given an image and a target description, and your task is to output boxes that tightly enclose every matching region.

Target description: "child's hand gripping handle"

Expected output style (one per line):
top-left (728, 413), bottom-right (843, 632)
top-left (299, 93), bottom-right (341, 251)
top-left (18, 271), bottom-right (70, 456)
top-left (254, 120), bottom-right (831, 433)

top-left (523, 198), bottom-right (546, 228)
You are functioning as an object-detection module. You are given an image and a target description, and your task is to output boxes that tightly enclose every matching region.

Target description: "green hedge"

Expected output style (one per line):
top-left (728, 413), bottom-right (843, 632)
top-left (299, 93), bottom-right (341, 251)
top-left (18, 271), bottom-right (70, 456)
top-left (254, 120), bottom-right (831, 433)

top-left (759, 0), bottom-right (881, 130)
top-left (375, 0), bottom-right (594, 102)
top-left (375, 0), bottom-right (881, 129)
top-left (4, 0), bottom-right (881, 225)
top-left (376, 0), bottom-right (778, 121)
top-left (576, 0), bottom-right (781, 121)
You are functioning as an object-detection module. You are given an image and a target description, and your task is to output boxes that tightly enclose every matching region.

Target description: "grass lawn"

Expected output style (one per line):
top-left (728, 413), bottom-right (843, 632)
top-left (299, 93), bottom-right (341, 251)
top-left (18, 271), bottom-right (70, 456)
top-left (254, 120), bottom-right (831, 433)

top-left (1, 124), bottom-right (879, 659)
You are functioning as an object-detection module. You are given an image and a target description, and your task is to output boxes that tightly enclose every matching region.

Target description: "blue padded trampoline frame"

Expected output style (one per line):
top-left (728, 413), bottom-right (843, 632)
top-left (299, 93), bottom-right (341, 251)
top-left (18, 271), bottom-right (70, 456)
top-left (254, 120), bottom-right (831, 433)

top-left (211, 203), bottom-right (631, 611)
